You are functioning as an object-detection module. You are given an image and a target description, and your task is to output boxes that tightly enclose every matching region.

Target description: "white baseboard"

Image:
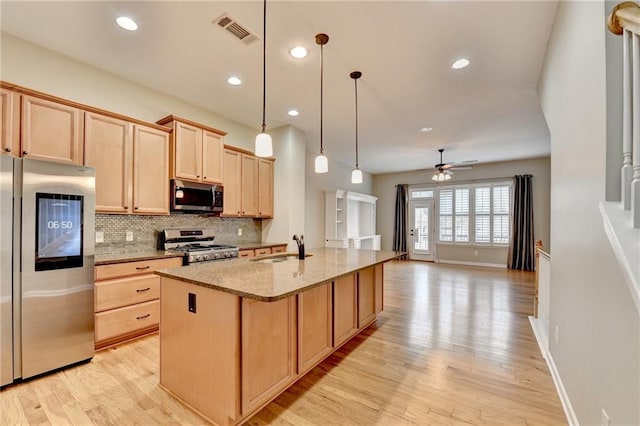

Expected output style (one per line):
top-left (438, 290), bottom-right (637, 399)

top-left (528, 316), bottom-right (579, 426)
top-left (436, 259), bottom-right (507, 269)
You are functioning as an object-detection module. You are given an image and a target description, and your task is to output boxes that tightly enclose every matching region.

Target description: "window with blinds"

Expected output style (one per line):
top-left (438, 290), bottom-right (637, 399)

top-left (438, 183), bottom-right (511, 245)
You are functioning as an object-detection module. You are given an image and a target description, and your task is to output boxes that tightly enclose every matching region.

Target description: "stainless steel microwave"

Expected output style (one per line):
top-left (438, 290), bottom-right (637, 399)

top-left (171, 180), bottom-right (223, 214)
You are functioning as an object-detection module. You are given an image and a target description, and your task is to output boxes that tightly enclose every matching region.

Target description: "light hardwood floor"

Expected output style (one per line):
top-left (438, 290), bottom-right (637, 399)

top-left (0, 261), bottom-right (566, 425)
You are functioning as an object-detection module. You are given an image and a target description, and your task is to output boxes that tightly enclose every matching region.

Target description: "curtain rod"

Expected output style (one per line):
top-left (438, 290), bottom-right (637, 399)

top-left (410, 175), bottom-right (523, 187)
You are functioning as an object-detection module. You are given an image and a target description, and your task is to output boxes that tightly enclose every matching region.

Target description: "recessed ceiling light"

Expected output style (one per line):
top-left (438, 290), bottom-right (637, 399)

top-left (419, 127), bottom-right (433, 133)
top-left (116, 16), bottom-right (138, 31)
top-left (288, 109), bottom-right (299, 117)
top-left (289, 46), bottom-right (307, 59)
top-left (451, 58), bottom-right (470, 69)
top-left (227, 76), bottom-right (242, 86)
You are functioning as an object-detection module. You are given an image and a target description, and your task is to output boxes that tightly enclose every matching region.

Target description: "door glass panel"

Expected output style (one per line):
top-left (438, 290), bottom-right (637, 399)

top-left (413, 207), bottom-right (430, 252)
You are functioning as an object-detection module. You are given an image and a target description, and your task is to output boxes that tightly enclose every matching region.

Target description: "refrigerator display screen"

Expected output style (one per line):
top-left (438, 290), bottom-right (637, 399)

top-left (35, 193), bottom-right (84, 271)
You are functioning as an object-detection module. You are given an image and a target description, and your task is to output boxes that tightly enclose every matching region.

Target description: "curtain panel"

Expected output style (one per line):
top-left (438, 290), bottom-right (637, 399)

top-left (393, 184), bottom-right (408, 257)
top-left (509, 175), bottom-right (535, 271)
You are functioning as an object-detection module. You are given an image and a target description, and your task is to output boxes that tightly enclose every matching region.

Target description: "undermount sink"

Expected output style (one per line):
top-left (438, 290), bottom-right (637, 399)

top-left (250, 252), bottom-right (313, 263)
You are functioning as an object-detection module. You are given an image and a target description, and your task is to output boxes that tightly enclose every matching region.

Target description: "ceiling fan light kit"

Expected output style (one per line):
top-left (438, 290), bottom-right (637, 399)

top-left (254, 0), bottom-right (273, 158)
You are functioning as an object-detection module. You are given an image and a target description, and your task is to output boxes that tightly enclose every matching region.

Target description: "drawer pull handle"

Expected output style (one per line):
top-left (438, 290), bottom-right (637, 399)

top-left (4, 147), bottom-right (11, 152)
top-left (136, 287), bottom-right (151, 293)
top-left (136, 314), bottom-right (151, 320)
top-left (136, 266), bottom-right (150, 270)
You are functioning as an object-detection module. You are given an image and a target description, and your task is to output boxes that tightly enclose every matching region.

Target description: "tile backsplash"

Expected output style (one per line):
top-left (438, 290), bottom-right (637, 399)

top-left (95, 214), bottom-right (261, 254)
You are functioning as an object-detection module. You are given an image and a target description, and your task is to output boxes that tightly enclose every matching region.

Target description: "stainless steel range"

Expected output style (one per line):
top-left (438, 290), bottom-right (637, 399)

top-left (161, 229), bottom-right (238, 264)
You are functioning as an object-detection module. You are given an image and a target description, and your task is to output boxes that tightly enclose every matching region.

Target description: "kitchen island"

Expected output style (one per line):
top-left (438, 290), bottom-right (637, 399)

top-left (155, 247), bottom-right (401, 426)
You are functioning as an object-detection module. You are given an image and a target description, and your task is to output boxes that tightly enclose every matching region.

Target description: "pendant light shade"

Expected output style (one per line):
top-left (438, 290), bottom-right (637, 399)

top-left (350, 71), bottom-right (362, 184)
top-left (314, 33), bottom-right (329, 173)
top-left (255, 0), bottom-right (273, 158)
top-left (351, 168), bottom-right (363, 184)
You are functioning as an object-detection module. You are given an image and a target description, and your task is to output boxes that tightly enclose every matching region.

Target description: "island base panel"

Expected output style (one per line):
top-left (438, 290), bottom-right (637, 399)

top-left (160, 277), bottom-right (240, 426)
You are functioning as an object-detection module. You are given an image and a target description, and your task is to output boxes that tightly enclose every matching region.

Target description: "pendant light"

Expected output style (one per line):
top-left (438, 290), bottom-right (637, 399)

top-left (314, 33), bottom-right (329, 173)
top-left (255, 0), bottom-right (273, 157)
top-left (350, 71), bottom-right (363, 184)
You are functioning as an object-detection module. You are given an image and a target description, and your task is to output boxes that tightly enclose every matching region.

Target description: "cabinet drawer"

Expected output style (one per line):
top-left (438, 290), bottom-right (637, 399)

top-left (272, 245), bottom-right (286, 254)
top-left (238, 250), bottom-right (254, 258)
top-left (255, 247), bottom-right (271, 256)
top-left (95, 275), bottom-right (160, 312)
top-left (95, 300), bottom-right (159, 342)
top-left (96, 257), bottom-right (182, 280)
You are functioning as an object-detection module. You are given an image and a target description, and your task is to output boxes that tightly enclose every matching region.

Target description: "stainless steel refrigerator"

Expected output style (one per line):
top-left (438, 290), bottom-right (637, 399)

top-left (1, 156), bottom-right (95, 386)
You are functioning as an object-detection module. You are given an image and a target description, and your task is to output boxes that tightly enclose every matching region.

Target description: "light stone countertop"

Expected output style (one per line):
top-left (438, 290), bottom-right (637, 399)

top-left (155, 247), bottom-right (404, 301)
top-left (95, 250), bottom-right (184, 265)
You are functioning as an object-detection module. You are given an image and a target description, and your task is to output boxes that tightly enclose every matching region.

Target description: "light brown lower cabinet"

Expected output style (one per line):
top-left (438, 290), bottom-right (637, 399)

top-left (298, 283), bottom-right (332, 374)
top-left (241, 296), bottom-right (296, 415)
top-left (358, 267), bottom-right (377, 328)
top-left (94, 257), bottom-right (182, 350)
top-left (159, 264), bottom-right (385, 426)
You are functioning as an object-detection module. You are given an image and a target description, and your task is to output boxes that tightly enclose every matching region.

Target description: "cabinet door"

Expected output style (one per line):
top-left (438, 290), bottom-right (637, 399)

top-left (241, 154), bottom-right (259, 216)
top-left (222, 148), bottom-right (242, 216)
top-left (21, 95), bottom-right (83, 164)
top-left (298, 283), bottom-right (332, 374)
top-left (132, 125), bottom-right (169, 214)
top-left (84, 112), bottom-right (133, 213)
top-left (174, 121), bottom-right (201, 181)
top-left (242, 296), bottom-right (296, 415)
top-left (375, 264), bottom-right (384, 314)
top-left (257, 158), bottom-right (274, 218)
top-left (333, 274), bottom-right (358, 347)
top-left (0, 89), bottom-right (19, 156)
top-left (358, 267), bottom-right (376, 328)
top-left (202, 130), bottom-right (224, 184)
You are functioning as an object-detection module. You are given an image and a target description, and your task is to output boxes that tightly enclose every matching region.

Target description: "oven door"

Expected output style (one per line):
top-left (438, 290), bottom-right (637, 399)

top-left (171, 180), bottom-right (222, 213)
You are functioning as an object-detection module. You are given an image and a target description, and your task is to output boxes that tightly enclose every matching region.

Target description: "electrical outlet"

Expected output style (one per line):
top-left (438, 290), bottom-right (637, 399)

top-left (601, 409), bottom-right (610, 426)
top-left (95, 231), bottom-right (104, 243)
top-left (555, 325), bottom-right (560, 344)
top-left (238, 228), bottom-right (242, 236)
top-left (126, 231), bottom-right (134, 242)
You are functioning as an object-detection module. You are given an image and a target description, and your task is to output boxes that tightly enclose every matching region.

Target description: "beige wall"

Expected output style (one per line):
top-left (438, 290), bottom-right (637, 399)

top-left (1, 33), bottom-right (255, 150)
top-left (305, 152), bottom-right (373, 250)
top-left (538, 1), bottom-right (639, 424)
top-left (372, 157), bottom-right (551, 265)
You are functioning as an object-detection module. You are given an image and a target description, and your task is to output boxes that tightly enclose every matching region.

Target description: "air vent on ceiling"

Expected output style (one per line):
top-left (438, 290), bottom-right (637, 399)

top-left (213, 14), bottom-right (259, 46)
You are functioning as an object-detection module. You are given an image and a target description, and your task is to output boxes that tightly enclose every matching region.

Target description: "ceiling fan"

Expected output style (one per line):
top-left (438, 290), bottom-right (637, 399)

top-left (418, 148), bottom-right (473, 181)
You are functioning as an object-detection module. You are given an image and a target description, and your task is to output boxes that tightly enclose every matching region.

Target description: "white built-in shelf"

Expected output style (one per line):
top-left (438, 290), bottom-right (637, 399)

top-left (325, 190), bottom-right (379, 250)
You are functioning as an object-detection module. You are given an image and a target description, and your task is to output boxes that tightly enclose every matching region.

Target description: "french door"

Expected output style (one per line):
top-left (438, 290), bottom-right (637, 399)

top-left (408, 200), bottom-right (435, 261)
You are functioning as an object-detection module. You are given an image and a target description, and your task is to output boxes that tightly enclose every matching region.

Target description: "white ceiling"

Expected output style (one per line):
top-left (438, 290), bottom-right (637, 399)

top-left (0, 1), bottom-right (557, 175)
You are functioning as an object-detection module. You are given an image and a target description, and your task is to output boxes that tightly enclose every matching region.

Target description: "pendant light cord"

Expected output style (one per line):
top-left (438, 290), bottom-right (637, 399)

top-left (261, 0), bottom-right (267, 133)
top-left (320, 43), bottom-right (324, 154)
top-left (354, 77), bottom-right (359, 168)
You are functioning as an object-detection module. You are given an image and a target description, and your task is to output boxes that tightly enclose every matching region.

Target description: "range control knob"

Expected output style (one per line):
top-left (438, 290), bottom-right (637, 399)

top-left (225, 252), bottom-right (231, 258)
top-left (203, 254), bottom-right (210, 261)
top-left (214, 253), bottom-right (221, 259)
top-left (188, 255), bottom-right (195, 263)
top-left (196, 255), bottom-right (203, 262)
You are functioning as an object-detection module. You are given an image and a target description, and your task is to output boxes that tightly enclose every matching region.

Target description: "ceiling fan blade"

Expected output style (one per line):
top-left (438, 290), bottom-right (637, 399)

top-left (450, 166), bottom-right (472, 171)
top-left (441, 164), bottom-right (454, 170)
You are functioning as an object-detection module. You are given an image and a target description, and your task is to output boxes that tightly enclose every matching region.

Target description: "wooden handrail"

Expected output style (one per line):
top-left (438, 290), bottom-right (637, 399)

top-left (608, 2), bottom-right (640, 35)
top-left (534, 240), bottom-right (543, 318)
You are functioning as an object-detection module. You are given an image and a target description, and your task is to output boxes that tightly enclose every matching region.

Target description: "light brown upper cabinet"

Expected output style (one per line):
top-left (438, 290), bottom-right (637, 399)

top-left (85, 111), bottom-right (169, 215)
top-left (0, 88), bottom-right (20, 156)
top-left (21, 95), bottom-right (83, 165)
top-left (132, 125), bottom-right (170, 214)
top-left (222, 148), bottom-right (242, 216)
top-left (258, 158), bottom-right (274, 218)
top-left (156, 115), bottom-right (225, 184)
top-left (241, 153), bottom-right (259, 217)
top-left (84, 112), bottom-right (133, 213)
top-left (222, 147), bottom-right (274, 218)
